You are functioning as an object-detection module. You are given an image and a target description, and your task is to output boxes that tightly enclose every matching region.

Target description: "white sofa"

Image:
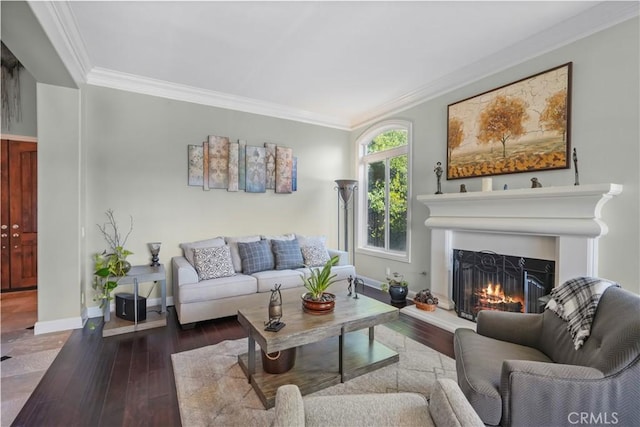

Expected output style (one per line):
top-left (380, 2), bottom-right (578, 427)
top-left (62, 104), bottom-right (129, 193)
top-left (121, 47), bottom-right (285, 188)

top-left (171, 234), bottom-right (356, 327)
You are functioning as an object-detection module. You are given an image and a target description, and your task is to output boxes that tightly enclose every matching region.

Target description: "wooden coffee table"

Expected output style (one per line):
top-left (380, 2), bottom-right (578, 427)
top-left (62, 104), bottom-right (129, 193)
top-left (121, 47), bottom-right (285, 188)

top-left (237, 291), bottom-right (399, 409)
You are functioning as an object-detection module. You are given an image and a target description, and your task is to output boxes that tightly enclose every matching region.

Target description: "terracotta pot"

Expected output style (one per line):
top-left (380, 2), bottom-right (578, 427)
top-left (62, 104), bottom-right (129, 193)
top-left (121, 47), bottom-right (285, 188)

top-left (301, 292), bottom-right (336, 314)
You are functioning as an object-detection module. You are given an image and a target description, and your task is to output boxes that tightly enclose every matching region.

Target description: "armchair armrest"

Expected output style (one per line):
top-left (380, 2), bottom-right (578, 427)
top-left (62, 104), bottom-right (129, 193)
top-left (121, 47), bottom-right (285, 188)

top-left (429, 379), bottom-right (484, 427)
top-left (477, 311), bottom-right (543, 349)
top-left (171, 256), bottom-right (198, 286)
top-left (501, 360), bottom-right (606, 426)
top-left (272, 384), bottom-right (305, 427)
top-left (327, 249), bottom-right (349, 266)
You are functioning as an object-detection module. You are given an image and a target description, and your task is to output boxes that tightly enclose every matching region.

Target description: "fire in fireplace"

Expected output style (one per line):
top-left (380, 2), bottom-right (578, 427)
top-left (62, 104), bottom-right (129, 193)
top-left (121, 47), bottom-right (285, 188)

top-left (452, 250), bottom-right (555, 322)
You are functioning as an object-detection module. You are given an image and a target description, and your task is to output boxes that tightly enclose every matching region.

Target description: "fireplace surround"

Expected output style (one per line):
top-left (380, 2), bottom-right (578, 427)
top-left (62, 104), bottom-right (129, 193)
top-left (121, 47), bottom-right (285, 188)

top-left (417, 183), bottom-right (622, 310)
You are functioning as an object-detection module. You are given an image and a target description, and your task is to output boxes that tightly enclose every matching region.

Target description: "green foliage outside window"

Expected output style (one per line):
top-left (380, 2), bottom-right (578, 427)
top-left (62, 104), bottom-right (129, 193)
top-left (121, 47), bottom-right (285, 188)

top-left (365, 130), bottom-right (408, 251)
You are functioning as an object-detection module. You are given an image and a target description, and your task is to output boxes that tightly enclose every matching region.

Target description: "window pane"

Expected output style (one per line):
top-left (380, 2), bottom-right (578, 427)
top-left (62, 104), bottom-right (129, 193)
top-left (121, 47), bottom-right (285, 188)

top-left (389, 154), bottom-right (407, 251)
top-left (366, 130), bottom-right (407, 154)
top-left (367, 160), bottom-right (385, 248)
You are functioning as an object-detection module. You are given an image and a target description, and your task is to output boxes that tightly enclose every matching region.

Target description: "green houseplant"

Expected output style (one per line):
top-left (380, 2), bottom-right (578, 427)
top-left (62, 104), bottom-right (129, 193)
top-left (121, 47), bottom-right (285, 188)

top-left (92, 210), bottom-right (133, 316)
top-left (301, 255), bottom-right (339, 313)
top-left (381, 272), bottom-right (408, 304)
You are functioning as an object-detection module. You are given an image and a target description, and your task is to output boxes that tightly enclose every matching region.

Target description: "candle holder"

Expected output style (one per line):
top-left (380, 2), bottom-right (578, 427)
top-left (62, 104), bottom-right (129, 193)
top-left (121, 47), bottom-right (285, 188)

top-left (148, 242), bottom-right (161, 267)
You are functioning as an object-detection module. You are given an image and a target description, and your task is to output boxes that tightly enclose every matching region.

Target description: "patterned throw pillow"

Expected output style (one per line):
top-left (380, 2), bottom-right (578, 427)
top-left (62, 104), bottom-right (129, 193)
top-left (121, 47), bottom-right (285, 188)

top-left (301, 243), bottom-right (331, 267)
top-left (271, 238), bottom-right (304, 270)
top-left (192, 246), bottom-right (236, 281)
top-left (238, 240), bottom-right (275, 275)
top-left (180, 236), bottom-right (225, 266)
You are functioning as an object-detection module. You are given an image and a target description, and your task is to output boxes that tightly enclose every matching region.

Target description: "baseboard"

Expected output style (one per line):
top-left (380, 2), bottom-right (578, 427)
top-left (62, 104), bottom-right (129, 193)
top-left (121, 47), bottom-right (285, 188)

top-left (34, 316), bottom-right (84, 335)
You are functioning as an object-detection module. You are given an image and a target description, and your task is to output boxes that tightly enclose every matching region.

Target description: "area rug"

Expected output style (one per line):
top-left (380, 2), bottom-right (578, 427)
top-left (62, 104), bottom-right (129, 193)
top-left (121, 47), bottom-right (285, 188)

top-left (171, 325), bottom-right (457, 426)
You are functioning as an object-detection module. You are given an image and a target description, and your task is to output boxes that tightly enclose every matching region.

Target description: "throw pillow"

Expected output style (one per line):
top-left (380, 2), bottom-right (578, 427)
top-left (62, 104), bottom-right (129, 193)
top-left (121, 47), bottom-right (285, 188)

top-left (238, 239), bottom-right (275, 275)
top-left (192, 246), bottom-right (235, 281)
top-left (180, 237), bottom-right (226, 266)
top-left (271, 238), bottom-right (304, 270)
top-left (225, 235), bottom-right (261, 272)
top-left (301, 243), bottom-right (331, 267)
top-left (296, 234), bottom-right (327, 249)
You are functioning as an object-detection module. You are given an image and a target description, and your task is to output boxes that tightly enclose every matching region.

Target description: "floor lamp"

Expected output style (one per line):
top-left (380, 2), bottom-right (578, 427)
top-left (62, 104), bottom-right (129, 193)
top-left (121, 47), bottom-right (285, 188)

top-left (335, 179), bottom-right (358, 264)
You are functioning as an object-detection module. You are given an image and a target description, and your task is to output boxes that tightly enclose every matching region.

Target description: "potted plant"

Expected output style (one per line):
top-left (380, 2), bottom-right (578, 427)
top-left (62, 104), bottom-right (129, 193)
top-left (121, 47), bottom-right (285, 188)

top-left (92, 209), bottom-right (133, 320)
top-left (301, 255), bottom-right (339, 314)
top-left (413, 289), bottom-right (439, 311)
top-left (381, 272), bottom-right (408, 304)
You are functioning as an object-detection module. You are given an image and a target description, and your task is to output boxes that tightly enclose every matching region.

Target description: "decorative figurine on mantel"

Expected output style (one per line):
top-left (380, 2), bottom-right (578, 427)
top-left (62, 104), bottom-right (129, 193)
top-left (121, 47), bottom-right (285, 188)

top-left (434, 162), bottom-right (443, 194)
top-left (531, 177), bottom-right (543, 188)
top-left (573, 148), bottom-right (580, 186)
top-left (459, 184), bottom-right (467, 193)
top-left (264, 284), bottom-right (285, 332)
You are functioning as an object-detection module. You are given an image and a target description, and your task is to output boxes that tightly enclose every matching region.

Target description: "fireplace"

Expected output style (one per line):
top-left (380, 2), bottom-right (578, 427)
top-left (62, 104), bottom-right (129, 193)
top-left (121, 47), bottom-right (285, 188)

top-left (452, 250), bottom-right (555, 322)
top-left (416, 184), bottom-right (622, 314)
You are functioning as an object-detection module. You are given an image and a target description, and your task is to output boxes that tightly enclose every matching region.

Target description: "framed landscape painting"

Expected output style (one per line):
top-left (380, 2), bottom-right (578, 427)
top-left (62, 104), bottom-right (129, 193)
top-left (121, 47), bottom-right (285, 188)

top-left (447, 62), bottom-right (572, 179)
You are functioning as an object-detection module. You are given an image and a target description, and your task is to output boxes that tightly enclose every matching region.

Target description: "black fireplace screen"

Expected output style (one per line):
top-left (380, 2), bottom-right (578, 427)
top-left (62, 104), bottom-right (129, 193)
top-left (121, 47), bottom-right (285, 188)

top-left (452, 250), bottom-right (555, 322)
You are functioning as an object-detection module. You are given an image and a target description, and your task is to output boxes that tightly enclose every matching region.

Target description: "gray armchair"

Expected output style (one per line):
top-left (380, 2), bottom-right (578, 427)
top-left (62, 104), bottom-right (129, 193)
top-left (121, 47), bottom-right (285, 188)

top-left (272, 378), bottom-right (484, 427)
top-left (454, 286), bottom-right (640, 426)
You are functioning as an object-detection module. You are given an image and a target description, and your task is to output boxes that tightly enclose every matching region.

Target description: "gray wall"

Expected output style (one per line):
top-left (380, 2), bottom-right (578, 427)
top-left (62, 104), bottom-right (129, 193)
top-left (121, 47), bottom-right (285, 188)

top-left (1, 65), bottom-right (37, 137)
top-left (82, 85), bottom-right (351, 307)
top-left (36, 83), bottom-right (82, 330)
top-left (352, 18), bottom-right (640, 294)
top-left (19, 11), bottom-right (640, 330)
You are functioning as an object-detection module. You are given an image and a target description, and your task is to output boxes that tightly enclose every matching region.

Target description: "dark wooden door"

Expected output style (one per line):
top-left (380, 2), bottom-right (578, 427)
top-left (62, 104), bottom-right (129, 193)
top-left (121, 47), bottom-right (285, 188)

top-left (1, 139), bottom-right (37, 291)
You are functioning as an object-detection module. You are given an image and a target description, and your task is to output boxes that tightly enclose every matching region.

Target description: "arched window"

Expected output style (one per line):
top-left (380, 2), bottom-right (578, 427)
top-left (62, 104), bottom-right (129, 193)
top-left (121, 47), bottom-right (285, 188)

top-left (357, 120), bottom-right (411, 262)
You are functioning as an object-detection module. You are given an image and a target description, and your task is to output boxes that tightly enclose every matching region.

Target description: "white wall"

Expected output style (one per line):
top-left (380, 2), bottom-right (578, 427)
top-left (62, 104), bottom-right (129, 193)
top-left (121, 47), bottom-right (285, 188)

top-left (352, 18), bottom-right (640, 294)
top-left (82, 85), bottom-right (351, 306)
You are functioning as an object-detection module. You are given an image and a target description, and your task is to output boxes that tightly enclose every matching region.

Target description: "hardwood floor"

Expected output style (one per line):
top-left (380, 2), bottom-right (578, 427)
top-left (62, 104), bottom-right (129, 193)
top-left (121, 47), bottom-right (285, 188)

top-left (11, 287), bottom-right (454, 427)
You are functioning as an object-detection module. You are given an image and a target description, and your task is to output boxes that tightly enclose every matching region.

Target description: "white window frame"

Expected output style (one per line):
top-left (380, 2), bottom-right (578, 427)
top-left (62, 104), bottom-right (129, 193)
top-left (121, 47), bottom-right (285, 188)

top-left (356, 119), bottom-right (412, 263)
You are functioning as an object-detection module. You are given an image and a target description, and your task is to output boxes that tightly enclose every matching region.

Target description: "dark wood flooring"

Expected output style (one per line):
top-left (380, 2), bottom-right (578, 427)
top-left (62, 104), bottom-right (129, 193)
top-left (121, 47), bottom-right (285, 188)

top-left (11, 287), bottom-right (454, 427)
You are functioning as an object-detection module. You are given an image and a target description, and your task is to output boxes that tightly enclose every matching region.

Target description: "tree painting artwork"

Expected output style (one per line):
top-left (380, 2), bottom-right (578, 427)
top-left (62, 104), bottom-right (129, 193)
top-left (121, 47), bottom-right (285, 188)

top-left (447, 63), bottom-right (572, 179)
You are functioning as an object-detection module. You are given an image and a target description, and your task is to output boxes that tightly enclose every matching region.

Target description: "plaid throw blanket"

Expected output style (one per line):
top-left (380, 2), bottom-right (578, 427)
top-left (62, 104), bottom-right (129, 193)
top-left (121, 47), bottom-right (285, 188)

top-left (546, 277), bottom-right (619, 350)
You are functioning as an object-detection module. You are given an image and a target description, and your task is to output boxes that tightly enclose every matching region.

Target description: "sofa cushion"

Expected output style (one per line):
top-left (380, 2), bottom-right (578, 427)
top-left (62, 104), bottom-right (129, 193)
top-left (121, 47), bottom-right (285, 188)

top-left (296, 234), bottom-right (327, 248)
top-left (180, 236), bottom-right (225, 266)
top-left (262, 233), bottom-right (295, 241)
top-left (301, 243), bottom-right (331, 267)
top-left (253, 269), bottom-right (305, 293)
top-left (272, 238), bottom-right (304, 270)
top-left (238, 239), bottom-right (275, 275)
top-left (225, 235), bottom-right (261, 272)
top-left (297, 264), bottom-right (355, 283)
top-left (178, 274), bottom-right (257, 304)
top-left (192, 246), bottom-right (236, 280)
top-left (454, 328), bottom-right (552, 426)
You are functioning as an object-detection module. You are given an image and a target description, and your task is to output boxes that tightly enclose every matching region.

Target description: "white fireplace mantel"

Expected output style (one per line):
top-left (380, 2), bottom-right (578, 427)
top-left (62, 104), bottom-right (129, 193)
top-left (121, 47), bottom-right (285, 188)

top-left (417, 183), bottom-right (623, 310)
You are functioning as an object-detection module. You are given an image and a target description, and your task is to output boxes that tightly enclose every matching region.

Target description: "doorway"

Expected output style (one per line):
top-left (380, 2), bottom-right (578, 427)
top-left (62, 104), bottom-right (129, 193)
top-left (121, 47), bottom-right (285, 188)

top-left (1, 138), bottom-right (37, 292)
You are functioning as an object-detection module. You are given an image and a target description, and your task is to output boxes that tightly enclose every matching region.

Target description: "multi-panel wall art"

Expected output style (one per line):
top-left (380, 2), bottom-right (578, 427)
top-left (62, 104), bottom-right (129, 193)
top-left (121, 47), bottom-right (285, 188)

top-left (188, 137), bottom-right (297, 193)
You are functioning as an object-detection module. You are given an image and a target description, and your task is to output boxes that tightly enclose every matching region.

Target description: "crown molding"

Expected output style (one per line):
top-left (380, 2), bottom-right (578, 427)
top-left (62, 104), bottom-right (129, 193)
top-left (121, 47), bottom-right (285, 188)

top-left (27, 1), bottom-right (92, 85)
top-left (86, 67), bottom-right (351, 130)
top-left (350, 1), bottom-right (640, 130)
top-left (31, 0), bottom-right (638, 131)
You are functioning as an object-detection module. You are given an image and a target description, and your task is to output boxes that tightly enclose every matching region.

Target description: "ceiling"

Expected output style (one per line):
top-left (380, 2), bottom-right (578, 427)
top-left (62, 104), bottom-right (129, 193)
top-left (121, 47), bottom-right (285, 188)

top-left (29, 1), bottom-right (639, 130)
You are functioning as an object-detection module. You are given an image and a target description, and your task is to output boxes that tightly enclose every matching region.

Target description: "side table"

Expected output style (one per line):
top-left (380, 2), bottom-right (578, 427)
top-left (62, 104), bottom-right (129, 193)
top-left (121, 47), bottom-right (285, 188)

top-left (102, 264), bottom-right (167, 337)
